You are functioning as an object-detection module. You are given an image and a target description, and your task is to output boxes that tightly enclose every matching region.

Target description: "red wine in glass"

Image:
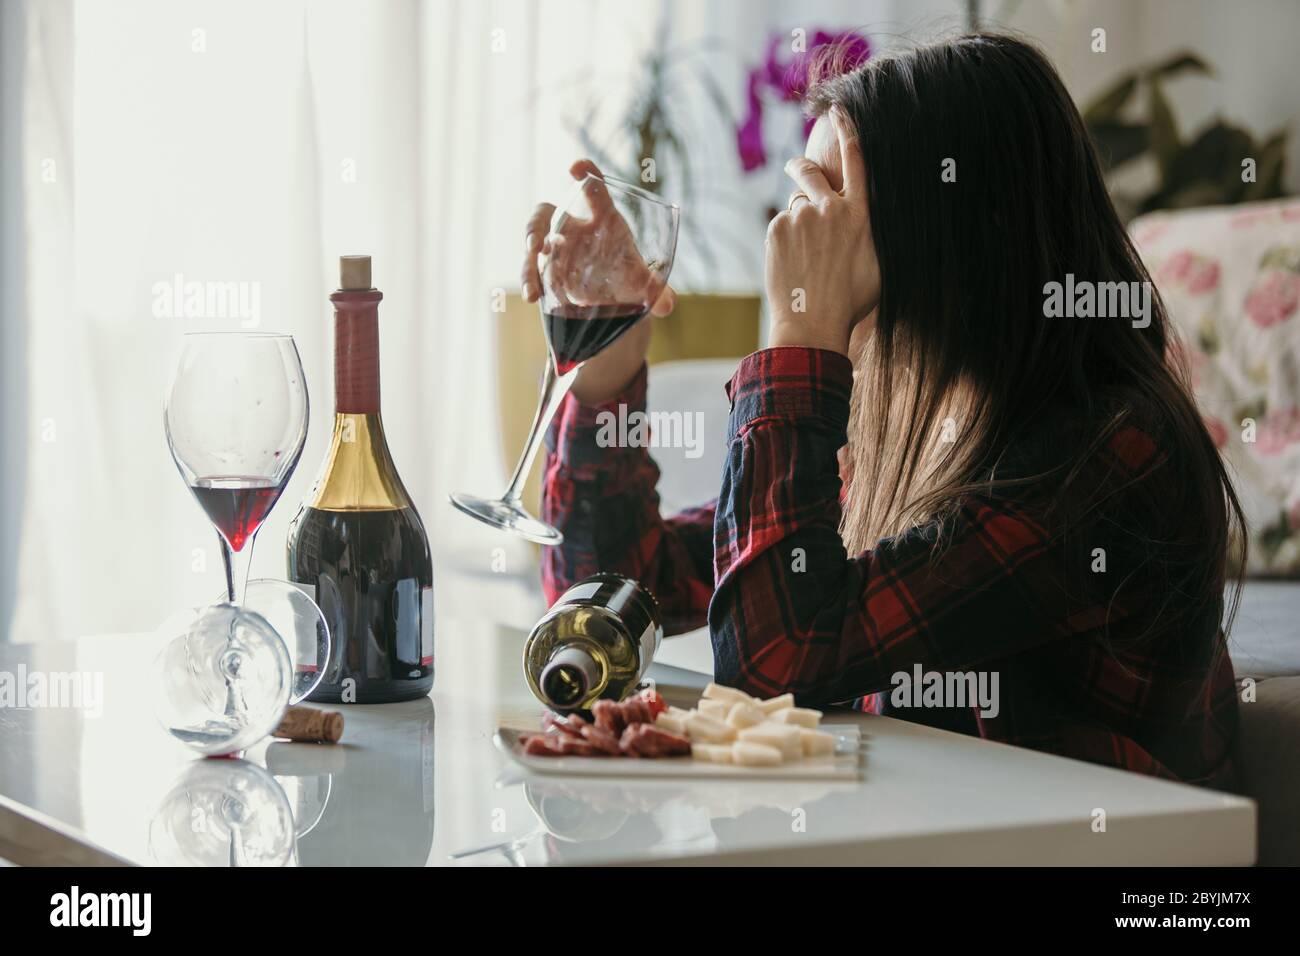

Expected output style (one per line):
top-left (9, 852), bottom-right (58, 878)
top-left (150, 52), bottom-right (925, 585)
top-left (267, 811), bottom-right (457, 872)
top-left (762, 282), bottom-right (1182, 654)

top-left (190, 476), bottom-right (287, 552)
top-left (544, 303), bottom-right (651, 376)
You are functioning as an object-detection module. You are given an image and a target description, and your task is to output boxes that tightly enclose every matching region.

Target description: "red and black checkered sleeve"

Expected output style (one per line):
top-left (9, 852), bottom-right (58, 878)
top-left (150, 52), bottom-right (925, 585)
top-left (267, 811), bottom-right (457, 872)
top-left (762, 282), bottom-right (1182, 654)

top-left (541, 364), bottom-right (715, 633)
top-left (710, 347), bottom-right (1080, 704)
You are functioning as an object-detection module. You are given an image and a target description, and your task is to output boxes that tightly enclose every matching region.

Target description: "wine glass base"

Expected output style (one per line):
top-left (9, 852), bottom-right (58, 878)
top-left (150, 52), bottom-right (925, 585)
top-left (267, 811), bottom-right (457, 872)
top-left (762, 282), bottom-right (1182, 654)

top-left (448, 492), bottom-right (564, 546)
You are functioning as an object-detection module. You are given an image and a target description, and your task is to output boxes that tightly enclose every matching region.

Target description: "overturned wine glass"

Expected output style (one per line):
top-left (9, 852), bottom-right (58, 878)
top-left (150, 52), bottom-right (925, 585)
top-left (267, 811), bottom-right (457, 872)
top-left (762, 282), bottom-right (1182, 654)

top-left (152, 604), bottom-right (293, 756)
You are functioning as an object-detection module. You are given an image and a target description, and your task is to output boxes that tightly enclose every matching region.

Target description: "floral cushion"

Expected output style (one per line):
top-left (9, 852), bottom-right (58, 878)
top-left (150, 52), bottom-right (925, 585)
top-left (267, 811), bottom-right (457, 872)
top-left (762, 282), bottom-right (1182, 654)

top-left (1133, 198), bottom-right (1300, 575)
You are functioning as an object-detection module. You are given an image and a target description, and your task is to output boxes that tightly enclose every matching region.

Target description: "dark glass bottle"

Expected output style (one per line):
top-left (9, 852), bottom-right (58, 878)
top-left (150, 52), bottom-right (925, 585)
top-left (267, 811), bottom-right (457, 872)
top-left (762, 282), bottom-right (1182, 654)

top-left (523, 573), bottom-right (662, 711)
top-left (287, 255), bottom-right (434, 704)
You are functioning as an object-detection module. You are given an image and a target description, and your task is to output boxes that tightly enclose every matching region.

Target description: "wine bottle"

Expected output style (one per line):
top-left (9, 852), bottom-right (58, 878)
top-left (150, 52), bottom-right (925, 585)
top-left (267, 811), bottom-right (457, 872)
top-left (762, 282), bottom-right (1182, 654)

top-left (287, 255), bottom-right (434, 704)
top-left (523, 573), bottom-right (662, 712)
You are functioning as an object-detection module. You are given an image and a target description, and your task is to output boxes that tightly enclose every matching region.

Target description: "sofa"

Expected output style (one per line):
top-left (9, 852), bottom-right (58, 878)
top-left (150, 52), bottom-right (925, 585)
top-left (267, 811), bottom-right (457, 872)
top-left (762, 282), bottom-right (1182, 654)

top-left (1230, 581), bottom-right (1300, 864)
top-left (1135, 198), bottom-right (1300, 865)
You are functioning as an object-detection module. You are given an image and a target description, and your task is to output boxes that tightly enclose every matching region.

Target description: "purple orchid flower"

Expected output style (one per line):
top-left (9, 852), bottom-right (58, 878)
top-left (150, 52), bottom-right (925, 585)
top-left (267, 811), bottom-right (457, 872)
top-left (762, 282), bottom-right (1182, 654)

top-left (736, 28), bottom-right (871, 173)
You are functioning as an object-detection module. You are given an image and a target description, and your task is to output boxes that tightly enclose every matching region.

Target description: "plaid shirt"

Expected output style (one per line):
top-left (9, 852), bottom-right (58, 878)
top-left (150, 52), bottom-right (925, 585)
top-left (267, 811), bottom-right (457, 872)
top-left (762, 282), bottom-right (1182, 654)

top-left (543, 347), bottom-right (1239, 788)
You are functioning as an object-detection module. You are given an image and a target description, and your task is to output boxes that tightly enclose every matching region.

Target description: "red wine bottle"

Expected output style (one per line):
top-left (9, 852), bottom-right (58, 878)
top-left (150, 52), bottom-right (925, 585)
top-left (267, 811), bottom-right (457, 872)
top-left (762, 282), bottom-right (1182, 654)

top-left (286, 255), bottom-right (434, 703)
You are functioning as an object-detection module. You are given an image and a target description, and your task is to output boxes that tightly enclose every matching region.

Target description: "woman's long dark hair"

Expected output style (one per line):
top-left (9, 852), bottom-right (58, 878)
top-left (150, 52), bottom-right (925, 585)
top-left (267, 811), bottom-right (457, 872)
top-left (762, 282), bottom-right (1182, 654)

top-left (806, 34), bottom-right (1245, 680)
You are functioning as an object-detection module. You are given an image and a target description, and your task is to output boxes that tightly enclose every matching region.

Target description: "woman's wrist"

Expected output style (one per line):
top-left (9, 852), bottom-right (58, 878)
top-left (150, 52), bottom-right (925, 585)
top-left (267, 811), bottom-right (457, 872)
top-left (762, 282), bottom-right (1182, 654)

top-left (571, 361), bottom-right (643, 405)
top-left (569, 318), bottom-right (653, 404)
top-left (767, 317), bottom-right (851, 356)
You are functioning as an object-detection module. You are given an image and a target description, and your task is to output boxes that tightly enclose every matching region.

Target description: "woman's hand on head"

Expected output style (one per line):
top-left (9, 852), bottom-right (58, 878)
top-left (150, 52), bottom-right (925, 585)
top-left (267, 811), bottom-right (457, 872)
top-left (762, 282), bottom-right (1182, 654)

top-left (520, 159), bottom-right (676, 405)
top-left (766, 107), bottom-right (880, 355)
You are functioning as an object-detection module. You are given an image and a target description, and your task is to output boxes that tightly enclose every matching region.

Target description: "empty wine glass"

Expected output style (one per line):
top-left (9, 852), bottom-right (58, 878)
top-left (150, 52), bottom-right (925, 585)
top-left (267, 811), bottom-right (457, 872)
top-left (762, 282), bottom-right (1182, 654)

top-left (153, 603), bottom-right (293, 755)
top-left (450, 173), bottom-right (679, 544)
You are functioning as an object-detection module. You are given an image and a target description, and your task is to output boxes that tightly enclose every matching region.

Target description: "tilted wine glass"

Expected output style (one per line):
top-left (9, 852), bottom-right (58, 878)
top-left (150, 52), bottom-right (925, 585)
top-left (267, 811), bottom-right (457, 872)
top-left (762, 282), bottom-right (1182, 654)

top-left (450, 173), bottom-right (679, 544)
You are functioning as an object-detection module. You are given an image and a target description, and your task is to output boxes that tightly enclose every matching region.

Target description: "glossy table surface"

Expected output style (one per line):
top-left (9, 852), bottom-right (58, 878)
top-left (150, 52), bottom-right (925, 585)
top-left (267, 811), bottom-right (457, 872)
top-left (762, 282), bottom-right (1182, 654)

top-left (0, 579), bottom-right (1257, 866)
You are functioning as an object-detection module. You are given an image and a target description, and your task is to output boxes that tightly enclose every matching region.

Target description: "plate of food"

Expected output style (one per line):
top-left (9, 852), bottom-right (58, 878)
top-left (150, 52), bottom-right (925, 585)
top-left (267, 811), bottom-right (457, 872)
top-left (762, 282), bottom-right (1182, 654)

top-left (495, 684), bottom-right (865, 781)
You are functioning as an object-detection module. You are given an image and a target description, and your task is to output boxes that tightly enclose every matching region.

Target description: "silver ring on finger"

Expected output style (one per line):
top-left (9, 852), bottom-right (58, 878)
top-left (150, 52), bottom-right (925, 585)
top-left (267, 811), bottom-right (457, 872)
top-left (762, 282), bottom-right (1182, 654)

top-left (787, 191), bottom-right (811, 212)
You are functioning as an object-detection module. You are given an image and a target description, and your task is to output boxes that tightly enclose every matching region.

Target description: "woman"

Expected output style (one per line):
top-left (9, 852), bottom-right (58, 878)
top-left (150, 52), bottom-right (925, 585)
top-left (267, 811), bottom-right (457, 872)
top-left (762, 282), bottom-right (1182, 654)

top-left (520, 34), bottom-right (1244, 788)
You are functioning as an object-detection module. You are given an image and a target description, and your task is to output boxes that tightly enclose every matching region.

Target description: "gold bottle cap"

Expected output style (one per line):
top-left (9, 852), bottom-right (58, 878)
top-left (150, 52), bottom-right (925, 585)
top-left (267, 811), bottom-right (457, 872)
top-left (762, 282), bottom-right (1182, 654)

top-left (339, 255), bottom-right (372, 291)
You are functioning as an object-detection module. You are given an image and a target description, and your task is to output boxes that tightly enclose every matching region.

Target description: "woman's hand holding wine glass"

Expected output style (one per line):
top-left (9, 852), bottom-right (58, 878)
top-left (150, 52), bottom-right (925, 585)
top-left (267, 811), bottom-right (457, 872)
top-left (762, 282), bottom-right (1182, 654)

top-left (453, 159), bottom-right (679, 544)
top-left (520, 159), bottom-right (676, 405)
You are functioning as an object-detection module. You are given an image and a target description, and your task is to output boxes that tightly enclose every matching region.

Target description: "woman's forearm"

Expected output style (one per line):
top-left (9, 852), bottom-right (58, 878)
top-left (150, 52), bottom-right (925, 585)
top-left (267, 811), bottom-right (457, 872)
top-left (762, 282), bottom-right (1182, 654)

top-left (540, 364), bottom-right (714, 633)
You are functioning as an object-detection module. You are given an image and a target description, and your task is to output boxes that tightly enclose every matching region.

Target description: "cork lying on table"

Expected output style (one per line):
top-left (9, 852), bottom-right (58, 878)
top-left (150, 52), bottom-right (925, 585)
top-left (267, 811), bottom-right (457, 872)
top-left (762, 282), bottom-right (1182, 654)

top-left (273, 705), bottom-right (345, 744)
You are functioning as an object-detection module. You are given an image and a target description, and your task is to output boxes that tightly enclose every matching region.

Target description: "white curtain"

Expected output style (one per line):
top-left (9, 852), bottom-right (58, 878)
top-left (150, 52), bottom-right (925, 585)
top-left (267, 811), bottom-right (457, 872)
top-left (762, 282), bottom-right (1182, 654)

top-left (6, 0), bottom-right (661, 642)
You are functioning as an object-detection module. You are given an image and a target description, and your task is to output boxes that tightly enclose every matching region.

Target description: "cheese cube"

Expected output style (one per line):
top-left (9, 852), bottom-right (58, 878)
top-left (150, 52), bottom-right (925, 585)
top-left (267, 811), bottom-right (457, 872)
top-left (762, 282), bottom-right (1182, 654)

top-left (697, 699), bottom-right (729, 719)
top-left (731, 741), bottom-right (784, 767)
top-left (772, 707), bottom-right (822, 728)
top-left (758, 693), bottom-right (795, 714)
top-left (702, 682), bottom-right (754, 705)
top-left (737, 721), bottom-right (802, 760)
top-left (655, 712), bottom-right (687, 735)
top-left (800, 728), bottom-right (837, 757)
top-left (725, 701), bottom-right (767, 730)
top-left (685, 712), bottom-right (737, 744)
top-left (691, 743), bottom-right (734, 764)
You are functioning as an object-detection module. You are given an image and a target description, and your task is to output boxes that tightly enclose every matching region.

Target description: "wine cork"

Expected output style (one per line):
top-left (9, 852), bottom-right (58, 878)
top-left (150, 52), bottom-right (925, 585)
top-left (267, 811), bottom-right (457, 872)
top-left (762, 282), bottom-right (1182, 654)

top-left (273, 705), bottom-right (344, 743)
top-left (339, 254), bottom-right (372, 291)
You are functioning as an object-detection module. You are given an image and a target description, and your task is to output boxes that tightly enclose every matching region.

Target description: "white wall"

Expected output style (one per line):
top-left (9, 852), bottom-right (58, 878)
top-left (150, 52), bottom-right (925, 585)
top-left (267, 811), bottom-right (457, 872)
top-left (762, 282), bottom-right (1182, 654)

top-left (1131, 0), bottom-right (1300, 194)
top-left (852, 0), bottom-right (1300, 192)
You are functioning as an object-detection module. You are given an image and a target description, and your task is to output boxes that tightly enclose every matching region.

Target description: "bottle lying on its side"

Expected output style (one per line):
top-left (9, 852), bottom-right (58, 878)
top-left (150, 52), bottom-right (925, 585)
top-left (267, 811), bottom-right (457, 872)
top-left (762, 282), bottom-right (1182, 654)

top-left (523, 573), bottom-right (663, 712)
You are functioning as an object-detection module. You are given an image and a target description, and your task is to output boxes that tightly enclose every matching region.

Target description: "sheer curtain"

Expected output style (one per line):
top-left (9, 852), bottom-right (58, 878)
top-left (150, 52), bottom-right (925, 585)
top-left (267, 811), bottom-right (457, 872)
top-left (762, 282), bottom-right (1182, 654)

top-left (5, 0), bottom-right (650, 642)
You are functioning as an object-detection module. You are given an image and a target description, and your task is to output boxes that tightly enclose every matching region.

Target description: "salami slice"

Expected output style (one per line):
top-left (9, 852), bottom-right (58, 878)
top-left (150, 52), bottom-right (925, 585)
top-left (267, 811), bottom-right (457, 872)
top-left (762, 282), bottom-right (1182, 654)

top-left (579, 722), bottom-right (622, 756)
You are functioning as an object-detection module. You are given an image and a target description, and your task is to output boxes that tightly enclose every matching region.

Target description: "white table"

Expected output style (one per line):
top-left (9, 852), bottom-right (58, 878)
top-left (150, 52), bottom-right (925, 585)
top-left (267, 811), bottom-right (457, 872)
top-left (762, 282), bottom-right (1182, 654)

top-left (0, 604), bottom-right (1256, 866)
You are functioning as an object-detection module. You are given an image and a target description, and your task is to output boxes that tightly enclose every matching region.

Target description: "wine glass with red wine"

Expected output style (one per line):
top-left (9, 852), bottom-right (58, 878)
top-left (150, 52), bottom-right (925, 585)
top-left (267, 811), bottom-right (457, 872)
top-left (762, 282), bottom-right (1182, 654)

top-left (162, 332), bottom-right (310, 741)
top-left (166, 332), bottom-right (309, 602)
top-left (451, 173), bottom-right (679, 544)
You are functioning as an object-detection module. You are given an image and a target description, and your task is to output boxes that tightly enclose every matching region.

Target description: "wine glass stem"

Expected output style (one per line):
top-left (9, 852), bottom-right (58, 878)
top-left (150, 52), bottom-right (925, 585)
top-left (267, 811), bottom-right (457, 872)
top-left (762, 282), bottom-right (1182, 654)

top-left (219, 531), bottom-right (256, 605)
top-left (218, 532), bottom-right (256, 719)
top-left (503, 358), bottom-right (578, 505)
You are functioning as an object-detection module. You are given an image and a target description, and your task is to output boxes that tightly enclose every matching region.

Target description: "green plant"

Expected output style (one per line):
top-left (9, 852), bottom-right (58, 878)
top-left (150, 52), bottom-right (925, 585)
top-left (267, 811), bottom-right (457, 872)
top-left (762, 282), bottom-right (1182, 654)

top-left (1084, 51), bottom-right (1289, 220)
